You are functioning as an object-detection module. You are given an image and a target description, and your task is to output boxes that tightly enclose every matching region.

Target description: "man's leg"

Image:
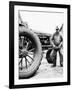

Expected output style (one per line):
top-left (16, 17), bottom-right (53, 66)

top-left (59, 49), bottom-right (63, 67)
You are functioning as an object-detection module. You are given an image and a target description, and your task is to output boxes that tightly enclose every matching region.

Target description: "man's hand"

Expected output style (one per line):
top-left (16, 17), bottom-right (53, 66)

top-left (53, 45), bottom-right (58, 49)
top-left (53, 44), bottom-right (60, 49)
top-left (58, 42), bottom-right (62, 48)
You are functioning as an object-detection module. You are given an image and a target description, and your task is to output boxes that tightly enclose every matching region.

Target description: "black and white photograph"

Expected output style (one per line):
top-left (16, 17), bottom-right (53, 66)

top-left (9, 1), bottom-right (70, 88)
top-left (19, 9), bottom-right (64, 79)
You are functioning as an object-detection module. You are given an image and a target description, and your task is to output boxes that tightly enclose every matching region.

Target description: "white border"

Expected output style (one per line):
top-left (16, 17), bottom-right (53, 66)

top-left (14, 5), bottom-right (67, 85)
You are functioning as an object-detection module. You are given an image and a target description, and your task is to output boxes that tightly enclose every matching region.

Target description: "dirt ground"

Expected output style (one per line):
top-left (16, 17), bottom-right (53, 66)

top-left (31, 51), bottom-right (63, 79)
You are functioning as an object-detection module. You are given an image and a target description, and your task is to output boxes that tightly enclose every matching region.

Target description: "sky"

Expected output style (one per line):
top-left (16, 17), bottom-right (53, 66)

top-left (19, 10), bottom-right (64, 34)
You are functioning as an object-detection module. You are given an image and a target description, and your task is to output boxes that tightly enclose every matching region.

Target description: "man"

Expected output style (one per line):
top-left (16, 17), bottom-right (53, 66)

top-left (50, 26), bottom-right (63, 67)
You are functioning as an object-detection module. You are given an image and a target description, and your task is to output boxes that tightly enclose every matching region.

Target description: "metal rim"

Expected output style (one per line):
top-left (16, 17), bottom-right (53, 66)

top-left (19, 35), bottom-right (36, 70)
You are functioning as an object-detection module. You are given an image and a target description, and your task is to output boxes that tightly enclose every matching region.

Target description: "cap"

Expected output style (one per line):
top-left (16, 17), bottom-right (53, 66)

top-left (56, 26), bottom-right (59, 31)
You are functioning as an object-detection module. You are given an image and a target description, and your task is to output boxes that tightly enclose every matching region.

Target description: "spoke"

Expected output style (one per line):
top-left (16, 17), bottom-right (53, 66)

top-left (25, 57), bottom-right (27, 69)
top-left (26, 41), bottom-right (29, 50)
top-left (19, 50), bottom-right (22, 55)
top-left (26, 39), bottom-right (32, 50)
top-left (19, 58), bottom-right (23, 70)
top-left (19, 53), bottom-right (22, 56)
top-left (27, 54), bottom-right (34, 61)
top-left (28, 51), bottom-right (34, 55)
top-left (21, 36), bottom-right (24, 48)
top-left (19, 58), bottom-right (23, 65)
top-left (25, 57), bottom-right (31, 65)
top-left (28, 48), bottom-right (35, 52)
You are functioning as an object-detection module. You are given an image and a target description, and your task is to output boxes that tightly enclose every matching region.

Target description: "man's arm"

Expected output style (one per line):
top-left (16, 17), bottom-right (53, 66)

top-left (50, 35), bottom-right (55, 47)
top-left (58, 42), bottom-right (63, 48)
top-left (58, 35), bottom-right (63, 48)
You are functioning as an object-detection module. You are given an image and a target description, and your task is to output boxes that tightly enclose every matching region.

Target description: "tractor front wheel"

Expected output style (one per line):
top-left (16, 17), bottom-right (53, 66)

top-left (19, 28), bottom-right (42, 79)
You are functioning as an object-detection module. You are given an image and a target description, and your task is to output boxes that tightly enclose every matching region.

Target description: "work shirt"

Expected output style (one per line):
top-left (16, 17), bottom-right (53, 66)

top-left (51, 32), bottom-right (63, 46)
